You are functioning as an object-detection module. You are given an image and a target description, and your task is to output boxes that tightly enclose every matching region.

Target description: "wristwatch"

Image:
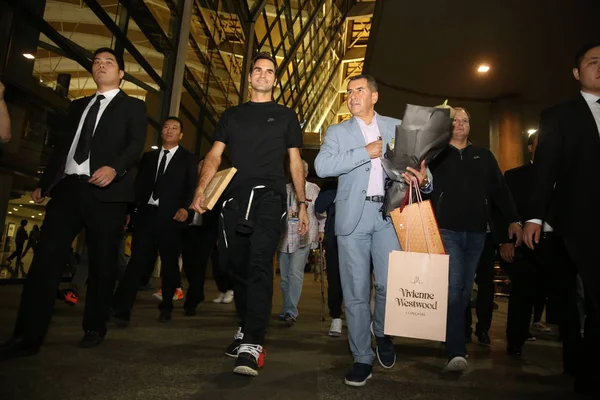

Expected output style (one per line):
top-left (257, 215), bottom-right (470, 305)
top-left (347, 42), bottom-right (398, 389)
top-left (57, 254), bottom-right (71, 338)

top-left (298, 201), bottom-right (308, 207)
top-left (419, 176), bottom-right (430, 189)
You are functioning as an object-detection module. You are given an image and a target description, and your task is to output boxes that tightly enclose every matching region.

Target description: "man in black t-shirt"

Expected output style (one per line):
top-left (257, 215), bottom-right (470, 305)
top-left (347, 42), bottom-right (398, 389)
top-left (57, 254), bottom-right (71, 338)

top-left (191, 53), bottom-right (308, 377)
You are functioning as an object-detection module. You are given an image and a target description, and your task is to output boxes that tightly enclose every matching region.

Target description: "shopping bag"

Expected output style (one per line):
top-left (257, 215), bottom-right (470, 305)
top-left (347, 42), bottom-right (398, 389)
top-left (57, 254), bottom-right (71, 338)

top-left (384, 178), bottom-right (449, 341)
top-left (390, 179), bottom-right (445, 254)
top-left (384, 250), bottom-right (449, 341)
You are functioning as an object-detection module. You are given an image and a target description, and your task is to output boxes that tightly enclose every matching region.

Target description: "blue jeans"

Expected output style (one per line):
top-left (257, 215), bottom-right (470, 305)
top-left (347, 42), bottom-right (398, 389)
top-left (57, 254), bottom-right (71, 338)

top-left (337, 201), bottom-right (401, 364)
top-left (279, 245), bottom-right (311, 318)
top-left (440, 229), bottom-right (486, 358)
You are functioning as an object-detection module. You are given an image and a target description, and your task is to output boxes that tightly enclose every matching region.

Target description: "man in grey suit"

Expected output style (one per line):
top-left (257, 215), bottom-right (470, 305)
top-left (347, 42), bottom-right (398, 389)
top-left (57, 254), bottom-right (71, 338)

top-left (315, 74), bottom-right (432, 387)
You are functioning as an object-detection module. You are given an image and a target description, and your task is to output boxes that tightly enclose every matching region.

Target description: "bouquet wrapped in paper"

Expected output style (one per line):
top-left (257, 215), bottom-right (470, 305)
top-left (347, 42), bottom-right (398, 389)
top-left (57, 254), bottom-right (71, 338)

top-left (381, 101), bottom-right (455, 216)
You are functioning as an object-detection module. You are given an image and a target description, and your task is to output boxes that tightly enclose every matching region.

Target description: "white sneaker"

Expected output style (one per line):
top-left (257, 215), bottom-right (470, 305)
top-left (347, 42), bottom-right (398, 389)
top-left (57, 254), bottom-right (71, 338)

top-left (222, 290), bottom-right (234, 304)
top-left (532, 322), bottom-right (552, 333)
top-left (213, 292), bottom-right (225, 303)
top-left (152, 290), bottom-right (163, 302)
top-left (329, 318), bottom-right (342, 337)
top-left (446, 356), bottom-right (468, 372)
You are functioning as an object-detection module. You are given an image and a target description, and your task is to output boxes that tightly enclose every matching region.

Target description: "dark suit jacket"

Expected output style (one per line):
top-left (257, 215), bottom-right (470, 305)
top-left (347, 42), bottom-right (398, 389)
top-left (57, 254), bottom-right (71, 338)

top-left (530, 94), bottom-right (600, 234)
top-left (134, 146), bottom-right (198, 224)
top-left (314, 180), bottom-right (337, 243)
top-left (492, 163), bottom-right (555, 243)
top-left (39, 90), bottom-right (147, 202)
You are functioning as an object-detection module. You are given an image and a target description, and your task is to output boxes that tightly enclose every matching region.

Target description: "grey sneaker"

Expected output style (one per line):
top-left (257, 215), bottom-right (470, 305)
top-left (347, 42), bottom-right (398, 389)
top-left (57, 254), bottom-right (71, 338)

top-left (329, 318), bottom-right (342, 337)
top-left (446, 356), bottom-right (468, 372)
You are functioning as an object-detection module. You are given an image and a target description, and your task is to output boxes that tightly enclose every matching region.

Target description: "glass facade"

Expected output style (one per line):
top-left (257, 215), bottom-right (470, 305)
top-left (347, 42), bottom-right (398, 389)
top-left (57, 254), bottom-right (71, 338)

top-left (0, 0), bottom-right (374, 279)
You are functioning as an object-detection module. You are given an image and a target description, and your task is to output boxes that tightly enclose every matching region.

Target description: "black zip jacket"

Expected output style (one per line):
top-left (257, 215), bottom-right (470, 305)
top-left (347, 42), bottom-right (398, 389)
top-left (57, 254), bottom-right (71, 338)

top-left (428, 144), bottom-right (519, 241)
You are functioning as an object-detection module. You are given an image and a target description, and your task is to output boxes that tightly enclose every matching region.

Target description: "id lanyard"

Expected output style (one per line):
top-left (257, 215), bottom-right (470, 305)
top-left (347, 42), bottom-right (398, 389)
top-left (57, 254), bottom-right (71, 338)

top-left (288, 187), bottom-right (299, 222)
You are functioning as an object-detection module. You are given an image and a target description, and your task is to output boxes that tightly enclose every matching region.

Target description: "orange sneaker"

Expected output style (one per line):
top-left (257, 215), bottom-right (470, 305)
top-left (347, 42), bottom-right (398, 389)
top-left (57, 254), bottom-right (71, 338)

top-left (173, 288), bottom-right (184, 301)
top-left (64, 290), bottom-right (79, 306)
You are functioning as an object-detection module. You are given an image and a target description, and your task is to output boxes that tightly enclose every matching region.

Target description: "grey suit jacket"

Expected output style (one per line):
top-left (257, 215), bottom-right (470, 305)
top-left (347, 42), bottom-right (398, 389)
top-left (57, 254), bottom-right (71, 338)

top-left (314, 114), bottom-right (400, 236)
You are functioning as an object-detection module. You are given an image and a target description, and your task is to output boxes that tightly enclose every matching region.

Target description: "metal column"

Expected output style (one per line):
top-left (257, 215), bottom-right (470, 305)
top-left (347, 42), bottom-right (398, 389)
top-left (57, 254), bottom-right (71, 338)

top-left (169, 0), bottom-right (193, 116)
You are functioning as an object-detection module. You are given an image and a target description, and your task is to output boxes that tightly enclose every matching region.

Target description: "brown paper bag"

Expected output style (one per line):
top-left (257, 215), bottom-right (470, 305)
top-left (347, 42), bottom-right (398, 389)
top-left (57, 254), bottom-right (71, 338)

top-left (390, 200), bottom-right (445, 254)
top-left (384, 250), bottom-right (449, 341)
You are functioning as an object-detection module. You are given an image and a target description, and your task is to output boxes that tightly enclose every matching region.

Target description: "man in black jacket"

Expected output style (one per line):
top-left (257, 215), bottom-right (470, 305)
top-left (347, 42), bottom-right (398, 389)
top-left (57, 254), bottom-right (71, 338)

top-left (499, 132), bottom-right (564, 357)
top-left (7, 219), bottom-right (28, 272)
top-left (314, 179), bottom-right (343, 337)
top-left (524, 41), bottom-right (600, 397)
top-left (429, 107), bottom-right (521, 372)
top-left (2, 48), bottom-right (147, 357)
top-left (112, 116), bottom-right (197, 323)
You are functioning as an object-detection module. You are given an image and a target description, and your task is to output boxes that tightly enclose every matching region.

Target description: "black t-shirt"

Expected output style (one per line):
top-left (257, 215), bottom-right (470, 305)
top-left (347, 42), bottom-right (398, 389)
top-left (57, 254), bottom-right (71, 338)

top-left (15, 226), bottom-right (28, 245)
top-left (214, 101), bottom-right (303, 196)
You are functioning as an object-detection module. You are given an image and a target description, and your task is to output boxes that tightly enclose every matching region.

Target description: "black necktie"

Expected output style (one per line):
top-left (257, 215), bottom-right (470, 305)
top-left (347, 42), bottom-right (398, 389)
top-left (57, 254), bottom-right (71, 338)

top-left (74, 95), bottom-right (105, 164)
top-left (152, 149), bottom-right (170, 200)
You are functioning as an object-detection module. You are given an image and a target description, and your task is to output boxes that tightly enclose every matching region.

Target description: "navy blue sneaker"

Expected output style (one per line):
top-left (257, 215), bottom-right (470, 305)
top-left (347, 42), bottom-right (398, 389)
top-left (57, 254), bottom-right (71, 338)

top-left (375, 336), bottom-right (396, 368)
top-left (344, 363), bottom-right (373, 387)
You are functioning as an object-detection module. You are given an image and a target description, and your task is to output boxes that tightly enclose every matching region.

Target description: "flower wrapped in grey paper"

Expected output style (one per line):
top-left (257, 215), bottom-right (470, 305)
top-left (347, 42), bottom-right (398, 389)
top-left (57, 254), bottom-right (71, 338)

top-left (381, 103), bottom-right (454, 216)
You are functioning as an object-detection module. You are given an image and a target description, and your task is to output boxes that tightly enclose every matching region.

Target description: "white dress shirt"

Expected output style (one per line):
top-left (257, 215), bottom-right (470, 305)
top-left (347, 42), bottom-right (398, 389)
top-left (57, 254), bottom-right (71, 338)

top-left (526, 160), bottom-right (554, 232)
top-left (355, 114), bottom-right (384, 196)
top-left (148, 145), bottom-right (179, 206)
top-left (64, 89), bottom-right (121, 176)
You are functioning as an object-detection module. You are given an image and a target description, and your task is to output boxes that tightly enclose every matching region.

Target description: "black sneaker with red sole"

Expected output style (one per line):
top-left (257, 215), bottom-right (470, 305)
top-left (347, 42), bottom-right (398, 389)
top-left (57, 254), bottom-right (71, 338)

top-left (233, 344), bottom-right (265, 376)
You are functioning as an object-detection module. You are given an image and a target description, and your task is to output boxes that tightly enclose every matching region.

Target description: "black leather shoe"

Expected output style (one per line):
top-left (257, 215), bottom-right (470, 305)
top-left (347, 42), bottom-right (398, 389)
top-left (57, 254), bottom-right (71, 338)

top-left (476, 331), bottom-right (491, 346)
top-left (158, 310), bottom-right (172, 323)
top-left (0, 342), bottom-right (39, 361)
top-left (184, 308), bottom-right (196, 317)
top-left (344, 363), bottom-right (373, 387)
top-left (110, 313), bottom-right (130, 328)
top-left (507, 346), bottom-right (522, 357)
top-left (1, 336), bottom-right (23, 347)
top-left (79, 331), bottom-right (104, 348)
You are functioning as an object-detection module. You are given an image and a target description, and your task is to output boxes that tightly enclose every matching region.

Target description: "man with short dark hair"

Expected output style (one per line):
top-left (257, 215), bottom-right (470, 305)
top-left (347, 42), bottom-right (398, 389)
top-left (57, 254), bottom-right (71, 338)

top-left (2, 47), bottom-right (147, 357)
top-left (524, 41), bottom-right (600, 396)
top-left (315, 74), bottom-right (432, 386)
top-left (7, 220), bottom-right (28, 273)
top-left (498, 131), bottom-right (559, 357)
top-left (112, 116), bottom-right (197, 323)
top-left (191, 52), bottom-right (307, 377)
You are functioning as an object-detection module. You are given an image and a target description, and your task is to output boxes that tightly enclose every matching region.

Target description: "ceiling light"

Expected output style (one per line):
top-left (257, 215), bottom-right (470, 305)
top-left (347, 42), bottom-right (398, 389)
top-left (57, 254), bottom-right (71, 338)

top-left (8, 212), bottom-right (12, 214)
top-left (527, 129), bottom-right (537, 135)
top-left (23, 53), bottom-right (35, 60)
top-left (13, 208), bottom-right (18, 211)
top-left (151, 145), bottom-right (159, 150)
top-left (38, 213), bottom-right (42, 216)
top-left (477, 64), bottom-right (490, 73)
top-left (31, 216), bottom-right (35, 218)
top-left (29, 200), bottom-right (34, 203)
